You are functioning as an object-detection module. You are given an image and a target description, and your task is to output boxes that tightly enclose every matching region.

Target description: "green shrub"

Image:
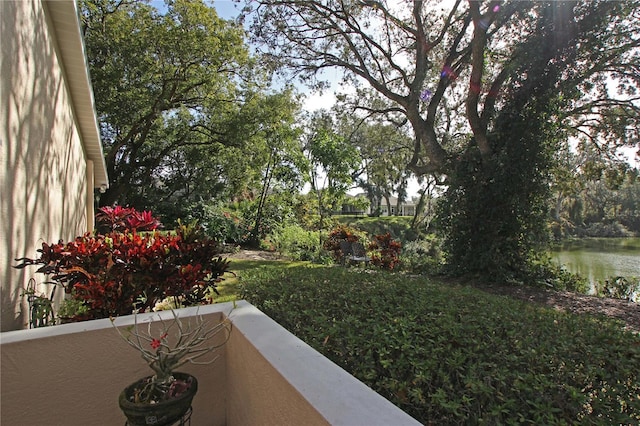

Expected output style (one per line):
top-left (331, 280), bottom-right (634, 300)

top-left (240, 265), bottom-right (640, 425)
top-left (268, 224), bottom-right (324, 262)
top-left (594, 276), bottom-right (639, 301)
top-left (186, 202), bottom-right (248, 245)
top-left (57, 296), bottom-right (90, 320)
top-left (400, 235), bottom-right (444, 275)
top-left (526, 255), bottom-right (590, 293)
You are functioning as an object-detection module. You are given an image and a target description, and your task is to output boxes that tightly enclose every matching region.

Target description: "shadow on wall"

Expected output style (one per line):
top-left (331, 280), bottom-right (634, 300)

top-left (1, 0), bottom-right (88, 331)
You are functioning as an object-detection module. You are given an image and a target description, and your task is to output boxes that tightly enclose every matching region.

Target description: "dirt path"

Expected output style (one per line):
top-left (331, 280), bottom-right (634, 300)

top-left (226, 249), bottom-right (283, 261)
top-left (473, 282), bottom-right (640, 334)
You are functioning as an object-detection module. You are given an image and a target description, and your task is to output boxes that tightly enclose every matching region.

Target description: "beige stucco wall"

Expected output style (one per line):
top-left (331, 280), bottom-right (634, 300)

top-left (1, 302), bottom-right (422, 426)
top-left (226, 318), bottom-right (331, 426)
top-left (0, 307), bottom-right (228, 425)
top-left (1, 0), bottom-right (93, 331)
top-left (226, 301), bottom-right (422, 426)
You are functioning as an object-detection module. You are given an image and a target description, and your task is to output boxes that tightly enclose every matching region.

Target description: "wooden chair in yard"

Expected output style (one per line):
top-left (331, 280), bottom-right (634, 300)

top-left (339, 240), bottom-right (370, 267)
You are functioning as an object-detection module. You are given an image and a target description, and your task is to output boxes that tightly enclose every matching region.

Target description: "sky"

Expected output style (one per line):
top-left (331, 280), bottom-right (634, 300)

top-left (149, 0), bottom-right (240, 18)
top-left (210, 0), bottom-right (243, 20)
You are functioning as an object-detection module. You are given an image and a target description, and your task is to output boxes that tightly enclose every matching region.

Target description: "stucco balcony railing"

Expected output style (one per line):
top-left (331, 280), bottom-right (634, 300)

top-left (1, 301), bottom-right (421, 425)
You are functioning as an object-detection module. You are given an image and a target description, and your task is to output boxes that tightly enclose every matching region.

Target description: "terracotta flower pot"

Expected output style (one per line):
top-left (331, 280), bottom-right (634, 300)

top-left (119, 372), bottom-right (197, 426)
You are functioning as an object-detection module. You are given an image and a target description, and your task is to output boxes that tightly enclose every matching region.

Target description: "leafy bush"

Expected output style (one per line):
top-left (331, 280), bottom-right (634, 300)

top-left (594, 276), bottom-right (639, 302)
top-left (14, 211), bottom-right (230, 321)
top-left (95, 205), bottom-right (162, 233)
top-left (368, 233), bottom-right (402, 270)
top-left (400, 235), bottom-right (443, 275)
top-left (235, 192), bottom-right (306, 244)
top-left (186, 201), bottom-right (248, 245)
top-left (268, 224), bottom-right (323, 262)
top-left (240, 265), bottom-right (640, 425)
top-left (580, 222), bottom-right (633, 238)
top-left (526, 255), bottom-right (590, 293)
top-left (57, 296), bottom-right (90, 321)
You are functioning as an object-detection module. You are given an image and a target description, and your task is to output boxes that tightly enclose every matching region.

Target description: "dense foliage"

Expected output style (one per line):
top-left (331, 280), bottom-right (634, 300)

top-left (240, 264), bottom-right (640, 425)
top-left (266, 224), bottom-right (324, 262)
top-left (185, 201), bottom-right (250, 245)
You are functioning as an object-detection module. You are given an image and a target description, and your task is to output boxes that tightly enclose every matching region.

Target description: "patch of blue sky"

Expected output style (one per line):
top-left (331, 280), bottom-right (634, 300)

top-left (149, 1), bottom-right (241, 20)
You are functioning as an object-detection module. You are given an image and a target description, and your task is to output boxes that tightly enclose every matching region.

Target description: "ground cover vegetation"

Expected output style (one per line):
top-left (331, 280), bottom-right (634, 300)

top-left (239, 263), bottom-right (640, 425)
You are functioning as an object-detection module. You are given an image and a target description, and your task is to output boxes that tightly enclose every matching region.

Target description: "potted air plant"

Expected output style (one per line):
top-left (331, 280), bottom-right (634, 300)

top-left (111, 305), bottom-right (232, 426)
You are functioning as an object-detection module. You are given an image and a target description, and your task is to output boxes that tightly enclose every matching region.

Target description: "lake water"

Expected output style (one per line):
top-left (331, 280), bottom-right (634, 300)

top-left (551, 238), bottom-right (640, 284)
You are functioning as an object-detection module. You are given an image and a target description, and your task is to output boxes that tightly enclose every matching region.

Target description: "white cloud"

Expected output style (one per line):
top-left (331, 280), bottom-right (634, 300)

top-left (302, 91), bottom-right (338, 112)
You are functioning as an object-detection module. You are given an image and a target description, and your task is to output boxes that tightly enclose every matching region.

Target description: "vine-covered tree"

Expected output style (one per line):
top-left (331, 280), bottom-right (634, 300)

top-left (246, 0), bottom-right (640, 280)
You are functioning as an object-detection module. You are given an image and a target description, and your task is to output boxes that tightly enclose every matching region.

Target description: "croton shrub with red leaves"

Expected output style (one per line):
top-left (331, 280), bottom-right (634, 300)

top-left (322, 224), bottom-right (361, 262)
top-left (369, 233), bottom-right (402, 270)
top-left (14, 209), bottom-right (229, 321)
top-left (95, 205), bottom-right (162, 233)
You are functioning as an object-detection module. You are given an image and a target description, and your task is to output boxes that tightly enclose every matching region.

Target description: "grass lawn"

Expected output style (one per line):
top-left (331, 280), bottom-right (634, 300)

top-left (218, 259), bottom-right (640, 425)
top-left (213, 258), bottom-right (310, 302)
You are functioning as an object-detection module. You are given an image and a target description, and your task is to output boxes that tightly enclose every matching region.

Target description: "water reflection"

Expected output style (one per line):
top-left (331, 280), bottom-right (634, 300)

top-left (552, 237), bottom-right (640, 283)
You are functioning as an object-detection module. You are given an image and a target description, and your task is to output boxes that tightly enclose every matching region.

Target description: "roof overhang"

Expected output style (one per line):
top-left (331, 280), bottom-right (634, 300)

top-left (44, 0), bottom-right (109, 190)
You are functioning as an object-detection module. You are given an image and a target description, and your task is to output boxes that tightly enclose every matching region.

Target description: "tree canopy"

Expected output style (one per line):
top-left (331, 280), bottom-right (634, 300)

top-left (81, 0), bottom-right (302, 222)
